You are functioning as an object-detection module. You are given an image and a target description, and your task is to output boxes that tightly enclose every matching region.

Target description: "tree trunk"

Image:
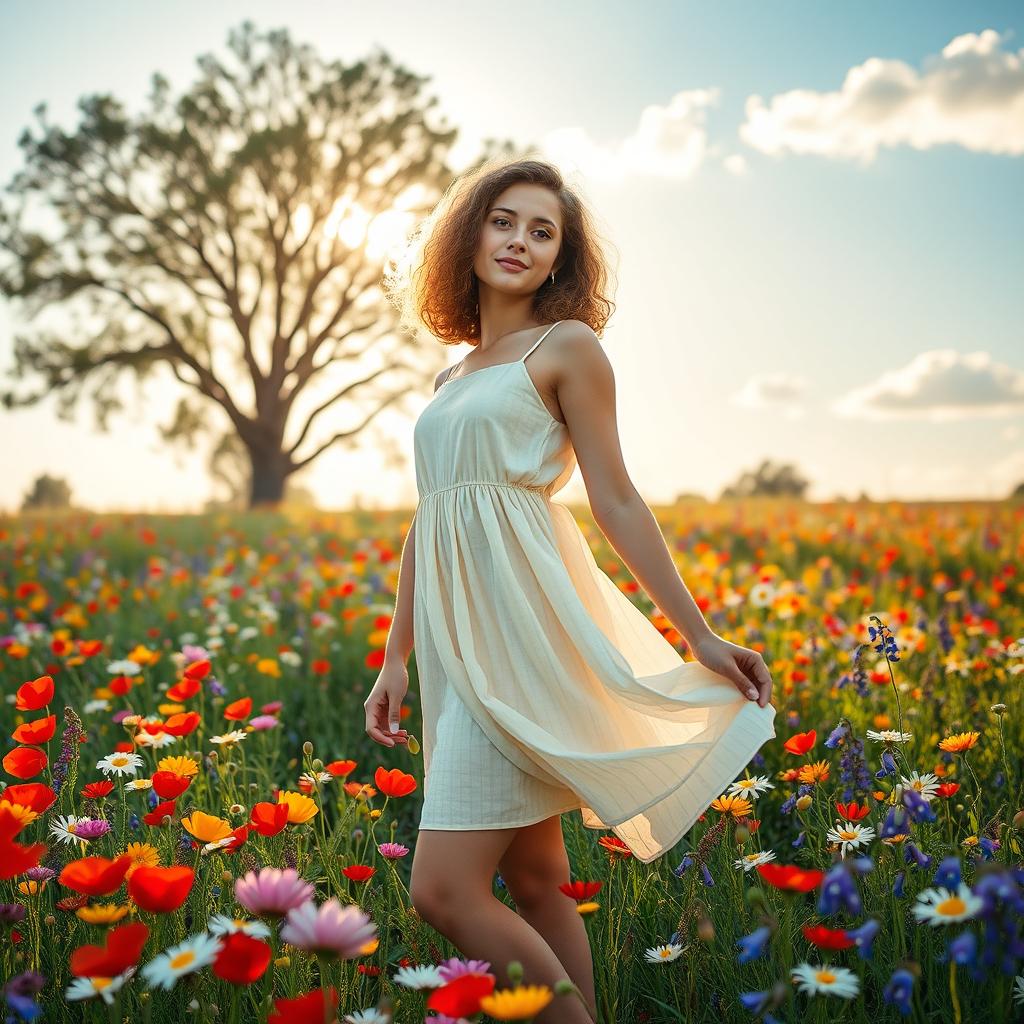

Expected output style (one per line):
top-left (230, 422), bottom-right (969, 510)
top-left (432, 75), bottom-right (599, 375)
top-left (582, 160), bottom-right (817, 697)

top-left (248, 448), bottom-right (290, 508)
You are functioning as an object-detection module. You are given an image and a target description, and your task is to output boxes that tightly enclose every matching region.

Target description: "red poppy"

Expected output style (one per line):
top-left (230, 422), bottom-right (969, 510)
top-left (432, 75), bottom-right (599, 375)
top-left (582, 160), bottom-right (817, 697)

top-left (82, 780), bottom-right (115, 800)
top-left (936, 782), bottom-right (960, 799)
top-left (167, 676), bottom-right (201, 702)
top-left (59, 854), bottom-right (133, 896)
top-left (373, 766), bottom-right (417, 798)
top-left (70, 922), bottom-right (149, 977)
top-left (223, 697), bottom-right (252, 721)
top-left (783, 730), bottom-right (816, 756)
top-left (220, 825), bottom-right (250, 853)
top-left (755, 863), bottom-right (825, 892)
top-left (0, 782), bottom-right (57, 814)
top-left (109, 675), bottom-right (134, 696)
top-left (151, 771), bottom-right (192, 799)
top-left (268, 988), bottom-right (340, 1024)
top-left (2, 747), bottom-right (48, 780)
top-left (558, 880), bottom-right (603, 901)
top-left (249, 802), bottom-right (289, 837)
top-left (341, 865), bottom-right (375, 882)
top-left (161, 712), bottom-right (201, 737)
top-left (113, 742), bottom-right (135, 753)
top-left (143, 799), bottom-right (177, 826)
top-left (835, 801), bottom-right (870, 821)
top-left (0, 805), bottom-right (47, 880)
top-left (12, 715), bottom-right (57, 745)
top-left (14, 676), bottom-right (54, 712)
top-left (213, 932), bottom-right (271, 985)
top-left (324, 760), bottom-right (356, 778)
top-left (127, 865), bottom-right (194, 912)
top-left (802, 923), bottom-right (855, 950)
top-left (427, 974), bottom-right (496, 1018)
top-left (183, 659), bottom-right (210, 680)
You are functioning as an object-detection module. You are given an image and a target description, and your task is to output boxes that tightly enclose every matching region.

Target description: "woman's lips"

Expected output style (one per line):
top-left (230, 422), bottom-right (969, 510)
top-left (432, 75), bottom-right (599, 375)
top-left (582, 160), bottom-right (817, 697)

top-left (496, 259), bottom-right (527, 273)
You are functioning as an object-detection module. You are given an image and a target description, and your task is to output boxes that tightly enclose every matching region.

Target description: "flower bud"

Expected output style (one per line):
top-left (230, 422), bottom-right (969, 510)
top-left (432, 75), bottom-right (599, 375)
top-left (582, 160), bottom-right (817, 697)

top-left (796, 794), bottom-right (813, 812)
top-left (507, 960), bottom-right (524, 984)
top-left (1012, 809), bottom-right (1024, 831)
top-left (302, 741), bottom-right (313, 756)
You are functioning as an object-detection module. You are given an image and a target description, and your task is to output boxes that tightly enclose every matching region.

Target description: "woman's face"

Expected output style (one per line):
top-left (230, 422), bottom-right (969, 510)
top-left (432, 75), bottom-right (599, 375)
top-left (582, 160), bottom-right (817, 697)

top-left (473, 182), bottom-right (562, 297)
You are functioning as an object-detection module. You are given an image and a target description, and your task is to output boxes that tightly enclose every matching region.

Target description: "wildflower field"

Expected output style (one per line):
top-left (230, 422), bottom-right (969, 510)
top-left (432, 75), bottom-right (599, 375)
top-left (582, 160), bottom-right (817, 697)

top-left (0, 499), bottom-right (1021, 1024)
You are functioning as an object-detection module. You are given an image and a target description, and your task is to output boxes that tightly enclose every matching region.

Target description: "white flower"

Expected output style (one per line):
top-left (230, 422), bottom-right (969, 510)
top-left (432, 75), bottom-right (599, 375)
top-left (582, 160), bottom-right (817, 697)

top-left (643, 942), bottom-right (684, 963)
top-left (141, 933), bottom-right (223, 990)
top-left (747, 582), bottom-right (776, 608)
top-left (83, 699), bottom-right (112, 715)
top-left (210, 730), bottom-right (248, 746)
top-left (343, 1010), bottom-right (392, 1024)
top-left (50, 815), bottom-right (91, 846)
top-left (125, 778), bottom-right (154, 792)
top-left (727, 775), bottom-right (774, 799)
top-left (791, 962), bottom-right (860, 998)
top-left (96, 752), bottom-right (144, 777)
top-left (911, 884), bottom-right (983, 926)
top-left (66, 968), bottom-right (135, 1004)
top-left (135, 731), bottom-right (177, 749)
top-left (825, 821), bottom-right (877, 858)
top-left (866, 729), bottom-right (912, 743)
top-left (899, 770), bottom-right (940, 801)
top-left (299, 771), bottom-right (333, 787)
top-left (391, 963), bottom-right (445, 989)
top-left (734, 850), bottom-right (777, 872)
top-left (238, 626), bottom-right (260, 642)
top-left (280, 651), bottom-right (302, 667)
top-left (207, 914), bottom-right (271, 939)
top-left (106, 659), bottom-right (142, 675)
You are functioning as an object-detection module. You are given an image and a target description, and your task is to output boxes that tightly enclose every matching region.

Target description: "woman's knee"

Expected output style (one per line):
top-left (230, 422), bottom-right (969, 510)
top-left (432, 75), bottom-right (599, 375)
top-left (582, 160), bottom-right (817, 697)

top-left (499, 852), bottom-right (572, 912)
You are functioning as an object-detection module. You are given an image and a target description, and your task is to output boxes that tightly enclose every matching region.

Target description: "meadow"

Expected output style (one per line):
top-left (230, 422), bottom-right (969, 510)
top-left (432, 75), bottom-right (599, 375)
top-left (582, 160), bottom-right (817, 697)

top-left (0, 498), bottom-right (1021, 1023)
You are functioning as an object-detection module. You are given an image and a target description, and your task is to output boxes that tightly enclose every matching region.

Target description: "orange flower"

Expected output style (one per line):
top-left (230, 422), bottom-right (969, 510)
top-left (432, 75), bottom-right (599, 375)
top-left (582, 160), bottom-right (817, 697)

top-left (276, 792), bottom-right (318, 824)
top-left (2, 747), bottom-right (48, 780)
top-left (14, 676), bottom-right (54, 711)
top-left (0, 782), bottom-right (57, 814)
top-left (938, 731), bottom-right (980, 753)
top-left (70, 922), bottom-right (149, 977)
top-left (12, 715), bottom-right (57, 745)
top-left (0, 805), bottom-right (47, 880)
top-left (166, 676), bottom-right (201, 702)
top-left (161, 711), bottom-right (201, 737)
top-left (182, 811), bottom-right (232, 844)
top-left (250, 802), bottom-right (289, 837)
top-left (710, 794), bottom-right (753, 818)
top-left (835, 801), bottom-right (870, 821)
top-left (783, 730), bottom-right (816, 756)
top-left (325, 760), bottom-right (356, 778)
top-left (183, 659), bottom-right (211, 680)
top-left (797, 760), bottom-right (831, 785)
top-left (224, 697), bottom-right (253, 721)
top-left (59, 854), bottom-right (133, 896)
top-left (374, 767), bottom-right (417, 798)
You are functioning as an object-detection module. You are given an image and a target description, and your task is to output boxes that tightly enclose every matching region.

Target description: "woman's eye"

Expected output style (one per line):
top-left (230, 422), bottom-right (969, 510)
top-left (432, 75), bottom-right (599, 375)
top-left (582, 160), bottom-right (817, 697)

top-left (493, 218), bottom-right (550, 239)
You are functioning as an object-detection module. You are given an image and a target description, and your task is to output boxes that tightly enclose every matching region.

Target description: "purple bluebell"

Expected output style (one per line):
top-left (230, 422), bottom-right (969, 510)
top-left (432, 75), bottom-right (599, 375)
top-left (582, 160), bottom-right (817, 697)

top-left (882, 967), bottom-right (915, 1017)
top-left (818, 862), bottom-right (862, 916)
top-left (839, 736), bottom-right (872, 801)
top-left (845, 918), bottom-right (880, 959)
top-left (736, 925), bottom-right (771, 964)
top-left (933, 856), bottom-right (962, 890)
top-left (875, 749), bottom-right (897, 779)
top-left (942, 931), bottom-right (982, 981)
top-left (700, 864), bottom-right (714, 887)
top-left (880, 804), bottom-right (910, 839)
top-left (791, 830), bottom-right (806, 848)
top-left (738, 990), bottom-right (770, 1014)
top-left (847, 856), bottom-right (875, 875)
top-left (825, 722), bottom-right (848, 749)
top-left (780, 793), bottom-right (797, 815)
top-left (893, 870), bottom-right (906, 898)
top-left (978, 837), bottom-right (1000, 860)
top-left (673, 855), bottom-right (694, 878)
top-left (904, 841), bottom-right (932, 870)
top-left (902, 788), bottom-right (936, 824)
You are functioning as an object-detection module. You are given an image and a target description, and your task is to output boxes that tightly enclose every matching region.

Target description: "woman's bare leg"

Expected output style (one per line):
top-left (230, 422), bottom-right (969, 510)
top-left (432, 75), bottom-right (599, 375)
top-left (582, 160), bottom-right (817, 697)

top-left (497, 815), bottom-right (599, 1022)
top-left (411, 825), bottom-right (597, 1024)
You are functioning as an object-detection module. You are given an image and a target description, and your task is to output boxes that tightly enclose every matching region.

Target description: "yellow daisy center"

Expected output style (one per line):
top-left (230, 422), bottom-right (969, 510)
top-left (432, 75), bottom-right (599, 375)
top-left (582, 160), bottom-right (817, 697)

top-left (938, 897), bottom-right (966, 916)
top-left (169, 951), bottom-right (195, 971)
top-left (816, 970), bottom-right (836, 984)
top-left (93, 978), bottom-right (113, 991)
top-left (111, 755), bottom-right (129, 766)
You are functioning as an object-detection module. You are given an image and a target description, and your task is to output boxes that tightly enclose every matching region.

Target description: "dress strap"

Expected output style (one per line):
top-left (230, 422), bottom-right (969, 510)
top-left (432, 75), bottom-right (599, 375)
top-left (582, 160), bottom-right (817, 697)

top-left (440, 359), bottom-right (464, 388)
top-left (520, 320), bottom-right (564, 362)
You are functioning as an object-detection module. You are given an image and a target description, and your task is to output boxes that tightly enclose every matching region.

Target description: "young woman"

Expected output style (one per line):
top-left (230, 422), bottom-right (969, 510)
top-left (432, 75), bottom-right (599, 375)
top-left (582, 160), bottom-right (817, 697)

top-left (367, 157), bottom-right (777, 1023)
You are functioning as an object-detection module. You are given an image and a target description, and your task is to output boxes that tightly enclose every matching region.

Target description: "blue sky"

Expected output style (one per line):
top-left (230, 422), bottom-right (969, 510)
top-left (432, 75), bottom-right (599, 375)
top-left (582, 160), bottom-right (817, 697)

top-left (1, 1), bottom-right (1022, 511)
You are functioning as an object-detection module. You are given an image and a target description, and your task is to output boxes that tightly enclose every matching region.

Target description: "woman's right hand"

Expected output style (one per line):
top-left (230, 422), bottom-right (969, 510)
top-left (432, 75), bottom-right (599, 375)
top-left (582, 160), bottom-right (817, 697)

top-left (364, 661), bottom-right (411, 748)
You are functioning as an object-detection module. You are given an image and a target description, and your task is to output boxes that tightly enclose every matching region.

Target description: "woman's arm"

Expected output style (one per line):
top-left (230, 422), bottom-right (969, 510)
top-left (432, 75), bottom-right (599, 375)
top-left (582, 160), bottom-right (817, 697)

top-left (554, 322), bottom-right (773, 707)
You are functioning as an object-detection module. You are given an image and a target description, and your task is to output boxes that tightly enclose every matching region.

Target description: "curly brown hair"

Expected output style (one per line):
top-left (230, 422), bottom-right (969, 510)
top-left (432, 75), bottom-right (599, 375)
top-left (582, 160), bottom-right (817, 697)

top-left (384, 155), bottom-right (617, 347)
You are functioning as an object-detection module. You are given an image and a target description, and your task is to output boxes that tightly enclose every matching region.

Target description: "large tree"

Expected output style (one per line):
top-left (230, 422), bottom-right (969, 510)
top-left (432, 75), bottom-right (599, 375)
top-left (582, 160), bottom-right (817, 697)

top-left (0, 21), bottom-right (506, 506)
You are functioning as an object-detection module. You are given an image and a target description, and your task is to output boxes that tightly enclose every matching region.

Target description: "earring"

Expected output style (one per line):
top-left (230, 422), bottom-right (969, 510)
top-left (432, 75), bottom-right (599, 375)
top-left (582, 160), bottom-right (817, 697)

top-left (550, 271), bottom-right (556, 284)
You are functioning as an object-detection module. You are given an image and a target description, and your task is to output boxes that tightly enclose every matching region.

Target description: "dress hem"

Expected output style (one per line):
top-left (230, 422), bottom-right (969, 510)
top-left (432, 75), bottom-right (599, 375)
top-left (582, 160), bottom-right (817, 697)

top-left (418, 798), bottom-right (583, 832)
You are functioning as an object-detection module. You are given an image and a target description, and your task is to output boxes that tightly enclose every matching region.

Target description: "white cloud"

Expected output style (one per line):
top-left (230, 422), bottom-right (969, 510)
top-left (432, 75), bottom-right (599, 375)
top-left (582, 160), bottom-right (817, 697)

top-left (541, 88), bottom-right (721, 183)
top-left (740, 28), bottom-right (1024, 162)
top-left (731, 372), bottom-right (809, 418)
top-left (832, 349), bottom-right (1024, 420)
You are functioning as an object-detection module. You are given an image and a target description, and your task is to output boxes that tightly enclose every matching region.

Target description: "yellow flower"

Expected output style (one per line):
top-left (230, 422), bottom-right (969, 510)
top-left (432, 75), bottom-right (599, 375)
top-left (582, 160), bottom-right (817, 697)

top-left (157, 755), bottom-right (199, 778)
top-left (797, 760), bottom-right (831, 785)
top-left (123, 842), bottom-right (161, 878)
top-left (256, 658), bottom-right (281, 678)
top-left (276, 791), bottom-right (319, 824)
top-left (77, 903), bottom-right (131, 925)
top-left (181, 811), bottom-right (233, 844)
top-left (576, 901), bottom-right (601, 916)
top-left (2, 803), bottom-right (39, 828)
top-left (710, 794), bottom-right (753, 818)
top-left (938, 731), bottom-right (980, 753)
top-left (479, 985), bottom-right (554, 1020)
top-left (18, 881), bottom-right (46, 896)
top-left (158, 702), bottom-right (186, 716)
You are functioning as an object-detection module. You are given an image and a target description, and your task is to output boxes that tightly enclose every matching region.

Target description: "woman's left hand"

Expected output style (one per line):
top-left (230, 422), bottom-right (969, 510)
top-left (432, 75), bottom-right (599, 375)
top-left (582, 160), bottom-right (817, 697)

top-left (692, 633), bottom-right (774, 708)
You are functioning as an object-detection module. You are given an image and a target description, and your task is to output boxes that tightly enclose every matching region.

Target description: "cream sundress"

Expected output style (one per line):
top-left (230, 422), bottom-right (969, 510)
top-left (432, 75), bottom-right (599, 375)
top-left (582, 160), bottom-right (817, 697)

top-left (411, 320), bottom-right (776, 863)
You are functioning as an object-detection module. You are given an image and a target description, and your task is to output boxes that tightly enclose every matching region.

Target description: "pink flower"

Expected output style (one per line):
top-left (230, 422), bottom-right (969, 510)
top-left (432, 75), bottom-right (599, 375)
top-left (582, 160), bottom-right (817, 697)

top-left (260, 700), bottom-right (283, 715)
top-left (234, 868), bottom-right (314, 919)
top-left (437, 956), bottom-right (494, 982)
top-left (377, 842), bottom-right (410, 859)
top-left (279, 898), bottom-right (378, 959)
top-left (248, 715), bottom-right (280, 731)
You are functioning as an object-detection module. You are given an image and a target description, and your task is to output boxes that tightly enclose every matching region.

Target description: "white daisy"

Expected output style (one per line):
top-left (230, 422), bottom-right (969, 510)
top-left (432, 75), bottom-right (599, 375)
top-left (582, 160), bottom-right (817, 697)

top-left (644, 942), bottom-right (684, 963)
top-left (727, 775), bottom-right (775, 800)
top-left (866, 729), bottom-right (912, 743)
top-left (911, 883), bottom-right (983, 926)
top-left (343, 1010), bottom-right (392, 1024)
top-left (210, 730), bottom-right (248, 746)
top-left (734, 850), bottom-right (777, 872)
top-left (49, 815), bottom-right (92, 846)
top-left (207, 914), bottom-right (271, 939)
top-left (898, 770), bottom-right (940, 801)
top-left (141, 932), bottom-right (223, 990)
top-left (748, 582), bottom-right (776, 608)
top-left (136, 731), bottom-right (177, 749)
top-left (106, 659), bottom-right (142, 675)
top-left (96, 752), bottom-right (144, 777)
top-left (66, 968), bottom-right (135, 1004)
top-left (299, 770), bottom-right (333, 787)
top-left (791, 962), bottom-right (860, 999)
top-left (83, 699), bottom-right (112, 715)
top-left (825, 821), bottom-right (877, 859)
top-left (391, 964), bottom-right (445, 989)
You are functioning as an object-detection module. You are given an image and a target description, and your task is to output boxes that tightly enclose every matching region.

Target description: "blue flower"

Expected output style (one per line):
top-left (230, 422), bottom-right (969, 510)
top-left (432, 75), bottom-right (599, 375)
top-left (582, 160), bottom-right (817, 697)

top-left (736, 925), bottom-right (771, 964)
top-left (882, 967), bottom-right (915, 1017)
top-left (846, 918), bottom-right (880, 959)
top-left (892, 870), bottom-right (906, 898)
top-left (738, 989), bottom-right (770, 1014)
top-left (933, 856), bottom-right (962, 890)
